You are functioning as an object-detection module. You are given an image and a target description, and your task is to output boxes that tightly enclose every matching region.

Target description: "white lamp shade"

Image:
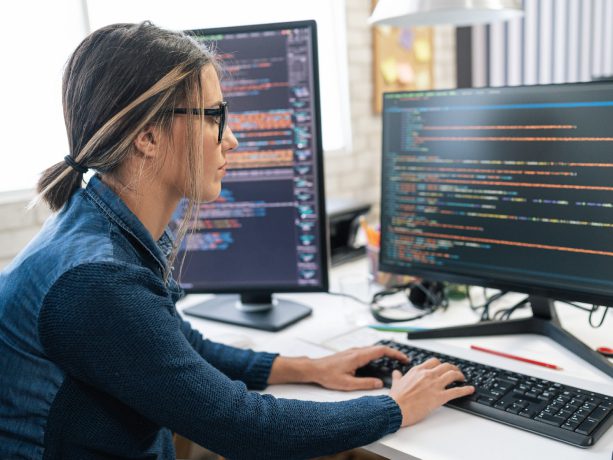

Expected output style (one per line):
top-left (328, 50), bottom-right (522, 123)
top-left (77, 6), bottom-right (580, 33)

top-left (369, 0), bottom-right (524, 27)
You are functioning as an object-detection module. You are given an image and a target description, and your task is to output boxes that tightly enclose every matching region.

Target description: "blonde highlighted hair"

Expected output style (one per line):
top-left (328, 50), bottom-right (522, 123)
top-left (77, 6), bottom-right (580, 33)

top-left (35, 22), bottom-right (219, 281)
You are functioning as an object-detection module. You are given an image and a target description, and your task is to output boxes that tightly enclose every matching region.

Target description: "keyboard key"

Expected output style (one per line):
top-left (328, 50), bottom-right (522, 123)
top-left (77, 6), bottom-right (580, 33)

top-left (493, 378), bottom-right (515, 391)
top-left (561, 420), bottom-right (580, 431)
top-left (536, 413), bottom-right (566, 427)
top-left (507, 403), bottom-right (524, 415)
top-left (589, 406), bottom-right (611, 422)
top-left (576, 417), bottom-right (600, 435)
top-left (574, 408), bottom-right (593, 419)
top-left (477, 396), bottom-right (497, 406)
top-left (556, 395), bottom-right (571, 404)
top-left (581, 402), bottom-right (597, 412)
top-left (564, 403), bottom-right (580, 412)
top-left (494, 397), bottom-right (514, 409)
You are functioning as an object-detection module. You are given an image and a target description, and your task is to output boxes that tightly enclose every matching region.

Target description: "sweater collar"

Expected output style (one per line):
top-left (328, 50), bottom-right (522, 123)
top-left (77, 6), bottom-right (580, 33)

top-left (84, 174), bottom-right (175, 275)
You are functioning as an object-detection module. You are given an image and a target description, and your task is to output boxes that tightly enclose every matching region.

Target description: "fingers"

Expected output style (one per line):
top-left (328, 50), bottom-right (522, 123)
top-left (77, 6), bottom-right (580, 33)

top-left (415, 357), bottom-right (440, 369)
top-left (430, 362), bottom-right (462, 378)
top-left (442, 384), bottom-right (475, 403)
top-left (439, 369), bottom-right (465, 387)
top-left (341, 377), bottom-right (385, 391)
top-left (374, 345), bottom-right (409, 362)
top-left (356, 345), bottom-right (409, 366)
top-left (389, 370), bottom-right (403, 390)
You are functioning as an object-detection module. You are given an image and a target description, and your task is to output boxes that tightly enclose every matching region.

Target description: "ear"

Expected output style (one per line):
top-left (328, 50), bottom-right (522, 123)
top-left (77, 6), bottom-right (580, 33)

top-left (133, 125), bottom-right (160, 159)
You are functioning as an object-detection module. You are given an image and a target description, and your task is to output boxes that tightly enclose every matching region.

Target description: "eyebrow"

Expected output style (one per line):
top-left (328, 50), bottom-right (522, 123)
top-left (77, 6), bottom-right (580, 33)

top-left (206, 100), bottom-right (223, 108)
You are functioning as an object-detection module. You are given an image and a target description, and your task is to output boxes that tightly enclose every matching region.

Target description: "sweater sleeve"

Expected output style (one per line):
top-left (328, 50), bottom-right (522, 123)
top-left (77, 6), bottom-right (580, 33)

top-left (39, 262), bottom-right (402, 460)
top-left (178, 317), bottom-right (277, 390)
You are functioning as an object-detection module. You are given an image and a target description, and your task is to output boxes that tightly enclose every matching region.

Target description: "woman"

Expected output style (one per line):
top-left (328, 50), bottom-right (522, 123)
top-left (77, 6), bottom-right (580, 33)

top-left (0, 22), bottom-right (474, 459)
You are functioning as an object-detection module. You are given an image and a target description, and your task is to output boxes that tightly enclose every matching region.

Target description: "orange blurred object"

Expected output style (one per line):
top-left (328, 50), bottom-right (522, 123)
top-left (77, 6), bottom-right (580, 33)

top-left (359, 216), bottom-right (380, 248)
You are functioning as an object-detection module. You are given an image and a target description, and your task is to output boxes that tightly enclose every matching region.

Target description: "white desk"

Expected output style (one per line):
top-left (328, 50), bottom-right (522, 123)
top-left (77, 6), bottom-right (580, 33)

top-left (176, 259), bottom-right (613, 460)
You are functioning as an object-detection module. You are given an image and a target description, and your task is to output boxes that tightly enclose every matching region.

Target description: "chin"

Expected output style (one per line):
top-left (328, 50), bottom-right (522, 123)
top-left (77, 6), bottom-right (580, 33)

top-left (201, 185), bottom-right (222, 203)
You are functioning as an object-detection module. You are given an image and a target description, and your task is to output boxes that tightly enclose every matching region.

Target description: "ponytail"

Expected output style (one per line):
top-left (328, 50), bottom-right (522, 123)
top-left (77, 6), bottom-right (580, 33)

top-left (36, 157), bottom-right (86, 212)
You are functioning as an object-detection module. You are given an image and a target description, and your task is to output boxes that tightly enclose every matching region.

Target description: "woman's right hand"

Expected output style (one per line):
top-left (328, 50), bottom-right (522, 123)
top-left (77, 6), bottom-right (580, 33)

top-left (389, 357), bottom-right (475, 427)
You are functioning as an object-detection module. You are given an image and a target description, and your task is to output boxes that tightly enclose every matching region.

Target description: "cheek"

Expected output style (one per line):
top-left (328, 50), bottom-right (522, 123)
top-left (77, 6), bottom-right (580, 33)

top-left (202, 131), bottom-right (220, 171)
top-left (164, 122), bottom-right (191, 194)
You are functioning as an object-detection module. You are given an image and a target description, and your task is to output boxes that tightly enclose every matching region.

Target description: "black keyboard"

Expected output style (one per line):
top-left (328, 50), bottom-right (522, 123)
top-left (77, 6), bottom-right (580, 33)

top-left (356, 339), bottom-right (613, 448)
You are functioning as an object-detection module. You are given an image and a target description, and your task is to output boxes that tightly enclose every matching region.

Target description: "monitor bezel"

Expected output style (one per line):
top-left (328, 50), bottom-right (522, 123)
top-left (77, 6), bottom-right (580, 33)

top-left (179, 20), bottom-right (330, 295)
top-left (379, 80), bottom-right (613, 308)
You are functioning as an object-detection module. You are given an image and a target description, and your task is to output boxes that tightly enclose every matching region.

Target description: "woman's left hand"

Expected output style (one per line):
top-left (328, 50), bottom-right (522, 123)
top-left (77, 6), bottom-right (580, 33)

top-left (310, 345), bottom-right (409, 391)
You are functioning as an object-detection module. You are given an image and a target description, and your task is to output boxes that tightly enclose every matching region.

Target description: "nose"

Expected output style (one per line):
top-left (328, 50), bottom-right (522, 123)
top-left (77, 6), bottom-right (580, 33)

top-left (222, 126), bottom-right (238, 151)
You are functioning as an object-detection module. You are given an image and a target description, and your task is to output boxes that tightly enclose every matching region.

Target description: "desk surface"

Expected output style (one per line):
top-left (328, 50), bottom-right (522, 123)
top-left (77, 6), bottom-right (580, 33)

top-left (176, 259), bottom-right (613, 460)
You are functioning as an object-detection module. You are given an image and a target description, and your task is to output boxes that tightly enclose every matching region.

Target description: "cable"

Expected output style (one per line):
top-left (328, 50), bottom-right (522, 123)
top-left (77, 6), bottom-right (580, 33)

top-left (558, 300), bottom-right (610, 328)
top-left (559, 300), bottom-right (593, 313)
top-left (493, 297), bottom-right (529, 321)
top-left (588, 305), bottom-right (610, 328)
top-left (482, 290), bottom-right (510, 321)
top-left (327, 290), bottom-right (371, 306)
top-left (369, 281), bottom-right (449, 323)
top-left (466, 285), bottom-right (474, 310)
top-left (467, 288), bottom-right (510, 321)
top-left (487, 297), bottom-right (610, 328)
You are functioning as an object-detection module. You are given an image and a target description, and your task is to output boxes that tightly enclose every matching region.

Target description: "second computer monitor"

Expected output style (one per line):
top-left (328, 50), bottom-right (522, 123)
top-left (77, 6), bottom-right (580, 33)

top-left (380, 82), bottom-right (613, 305)
top-left (173, 21), bottom-right (328, 331)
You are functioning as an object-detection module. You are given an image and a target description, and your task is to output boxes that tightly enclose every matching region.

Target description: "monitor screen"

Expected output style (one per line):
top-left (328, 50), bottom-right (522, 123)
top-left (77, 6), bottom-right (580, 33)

top-left (172, 21), bottom-right (328, 297)
top-left (380, 82), bottom-right (613, 306)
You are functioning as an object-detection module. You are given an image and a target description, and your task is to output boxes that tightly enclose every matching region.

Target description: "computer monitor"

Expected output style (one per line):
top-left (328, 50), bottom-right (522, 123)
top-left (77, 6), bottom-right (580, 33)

top-left (380, 82), bottom-right (613, 376)
top-left (172, 21), bottom-right (328, 331)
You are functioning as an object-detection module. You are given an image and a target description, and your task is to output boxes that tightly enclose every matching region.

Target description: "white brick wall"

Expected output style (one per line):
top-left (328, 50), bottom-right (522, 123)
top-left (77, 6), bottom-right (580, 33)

top-left (0, 1), bottom-right (457, 269)
top-left (0, 192), bottom-right (51, 269)
top-left (325, 1), bottom-right (457, 215)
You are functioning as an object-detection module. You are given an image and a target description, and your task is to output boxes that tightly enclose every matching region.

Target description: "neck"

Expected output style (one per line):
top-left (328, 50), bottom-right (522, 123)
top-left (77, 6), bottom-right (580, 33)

top-left (101, 173), bottom-right (180, 241)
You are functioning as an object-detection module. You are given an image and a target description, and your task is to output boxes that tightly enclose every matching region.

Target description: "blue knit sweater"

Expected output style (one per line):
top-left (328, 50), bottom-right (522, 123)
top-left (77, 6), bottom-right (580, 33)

top-left (0, 175), bottom-right (402, 459)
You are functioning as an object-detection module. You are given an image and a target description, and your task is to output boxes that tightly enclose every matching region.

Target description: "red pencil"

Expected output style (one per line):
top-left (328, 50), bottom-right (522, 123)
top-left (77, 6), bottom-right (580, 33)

top-left (470, 344), bottom-right (563, 370)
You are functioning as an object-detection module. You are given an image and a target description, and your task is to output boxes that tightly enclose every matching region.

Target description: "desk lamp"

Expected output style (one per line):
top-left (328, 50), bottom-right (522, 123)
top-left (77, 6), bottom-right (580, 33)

top-left (369, 0), bottom-right (523, 27)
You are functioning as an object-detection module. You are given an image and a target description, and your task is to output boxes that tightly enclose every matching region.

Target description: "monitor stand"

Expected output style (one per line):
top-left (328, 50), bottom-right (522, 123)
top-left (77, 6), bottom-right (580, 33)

top-left (406, 296), bottom-right (613, 377)
top-left (183, 292), bottom-right (312, 332)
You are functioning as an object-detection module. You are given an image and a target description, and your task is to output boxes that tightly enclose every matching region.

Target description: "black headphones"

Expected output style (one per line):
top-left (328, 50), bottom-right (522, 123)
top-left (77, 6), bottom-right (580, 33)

top-left (370, 280), bottom-right (448, 323)
top-left (407, 280), bottom-right (446, 309)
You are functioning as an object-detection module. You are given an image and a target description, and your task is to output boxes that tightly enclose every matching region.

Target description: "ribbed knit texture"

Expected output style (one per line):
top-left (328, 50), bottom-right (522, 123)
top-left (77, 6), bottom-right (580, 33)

top-left (38, 261), bottom-right (402, 459)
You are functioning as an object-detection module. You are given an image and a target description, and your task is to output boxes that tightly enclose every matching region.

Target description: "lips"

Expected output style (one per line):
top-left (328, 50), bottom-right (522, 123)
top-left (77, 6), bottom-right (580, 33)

top-left (218, 162), bottom-right (228, 170)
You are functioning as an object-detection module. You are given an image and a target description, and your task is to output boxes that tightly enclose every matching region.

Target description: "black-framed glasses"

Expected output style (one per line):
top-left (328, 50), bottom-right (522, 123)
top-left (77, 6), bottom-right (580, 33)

top-left (169, 101), bottom-right (228, 143)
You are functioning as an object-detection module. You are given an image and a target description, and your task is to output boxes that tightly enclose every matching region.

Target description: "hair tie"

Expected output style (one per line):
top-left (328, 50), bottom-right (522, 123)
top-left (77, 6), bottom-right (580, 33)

top-left (64, 155), bottom-right (88, 174)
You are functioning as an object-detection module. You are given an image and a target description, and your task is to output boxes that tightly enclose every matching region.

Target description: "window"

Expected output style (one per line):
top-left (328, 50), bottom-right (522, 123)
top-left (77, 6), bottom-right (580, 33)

top-left (0, 0), bottom-right (88, 193)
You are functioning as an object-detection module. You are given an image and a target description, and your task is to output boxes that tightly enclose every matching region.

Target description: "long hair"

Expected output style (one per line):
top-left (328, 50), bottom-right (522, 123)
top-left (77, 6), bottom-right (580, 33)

top-left (34, 21), bottom-right (218, 280)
